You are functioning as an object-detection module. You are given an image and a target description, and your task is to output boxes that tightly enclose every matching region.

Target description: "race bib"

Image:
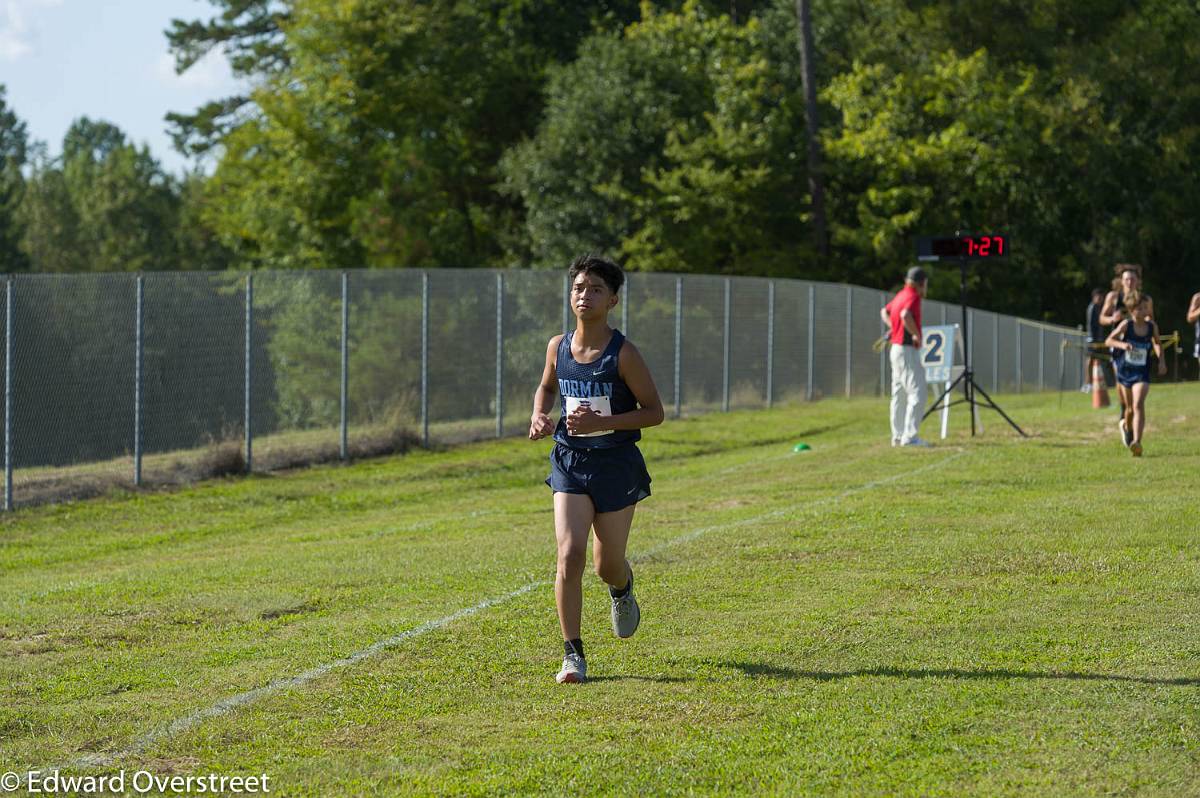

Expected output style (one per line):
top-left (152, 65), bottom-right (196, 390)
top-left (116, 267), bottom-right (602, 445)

top-left (564, 395), bottom-right (614, 437)
top-left (1125, 347), bottom-right (1148, 366)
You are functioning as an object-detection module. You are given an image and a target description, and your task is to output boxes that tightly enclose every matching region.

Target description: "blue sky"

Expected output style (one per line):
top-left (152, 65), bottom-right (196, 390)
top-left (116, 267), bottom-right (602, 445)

top-left (0, 0), bottom-right (244, 174)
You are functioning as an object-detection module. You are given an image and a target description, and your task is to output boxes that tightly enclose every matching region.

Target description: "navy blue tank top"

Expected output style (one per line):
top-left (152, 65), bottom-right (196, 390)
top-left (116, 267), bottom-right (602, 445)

top-left (553, 330), bottom-right (640, 449)
top-left (1117, 320), bottom-right (1156, 376)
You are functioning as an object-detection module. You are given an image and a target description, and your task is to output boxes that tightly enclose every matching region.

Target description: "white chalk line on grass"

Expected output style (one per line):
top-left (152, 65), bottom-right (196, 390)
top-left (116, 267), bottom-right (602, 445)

top-left (47, 449), bottom-right (967, 775)
top-left (40, 581), bottom-right (549, 777)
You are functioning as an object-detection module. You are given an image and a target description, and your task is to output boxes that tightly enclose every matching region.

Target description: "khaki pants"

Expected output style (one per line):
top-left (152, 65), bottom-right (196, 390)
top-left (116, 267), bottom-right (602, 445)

top-left (889, 344), bottom-right (927, 444)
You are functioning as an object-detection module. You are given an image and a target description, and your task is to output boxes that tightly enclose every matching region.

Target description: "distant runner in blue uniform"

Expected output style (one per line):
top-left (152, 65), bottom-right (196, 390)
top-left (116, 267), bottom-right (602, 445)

top-left (1100, 264), bottom-right (1154, 445)
top-left (529, 254), bottom-right (665, 684)
top-left (1105, 289), bottom-right (1166, 457)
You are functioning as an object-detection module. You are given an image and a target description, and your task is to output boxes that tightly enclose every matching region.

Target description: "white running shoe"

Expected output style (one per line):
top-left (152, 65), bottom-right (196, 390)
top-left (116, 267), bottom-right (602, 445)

top-left (610, 567), bottom-right (641, 639)
top-left (1118, 417), bottom-right (1132, 447)
top-left (902, 437), bottom-right (931, 447)
top-left (556, 652), bottom-right (586, 684)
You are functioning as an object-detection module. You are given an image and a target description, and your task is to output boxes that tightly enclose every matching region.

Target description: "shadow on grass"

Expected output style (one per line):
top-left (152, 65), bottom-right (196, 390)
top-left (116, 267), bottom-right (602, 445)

top-left (586, 674), bottom-right (691, 684)
top-left (724, 661), bottom-right (1200, 687)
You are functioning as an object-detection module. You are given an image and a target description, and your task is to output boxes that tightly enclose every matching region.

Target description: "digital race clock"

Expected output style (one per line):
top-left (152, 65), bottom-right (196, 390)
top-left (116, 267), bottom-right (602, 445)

top-left (916, 234), bottom-right (1008, 261)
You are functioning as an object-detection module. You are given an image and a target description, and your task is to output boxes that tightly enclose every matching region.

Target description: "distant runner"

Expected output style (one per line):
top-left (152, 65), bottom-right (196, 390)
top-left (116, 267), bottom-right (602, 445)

top-left (1105, 289), bottom-right (1166, 457)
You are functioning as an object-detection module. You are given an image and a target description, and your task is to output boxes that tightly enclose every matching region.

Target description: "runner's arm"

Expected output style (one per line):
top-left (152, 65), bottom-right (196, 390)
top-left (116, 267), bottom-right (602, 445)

top-left (1187, 294), bottom-right (1200, 324)
top-left (1104, 321), bottom-right (1131, 351)
top-left (1099, 291), bottom-right (1122, 326)
top-left (529, 336), bottom-right (561, 440)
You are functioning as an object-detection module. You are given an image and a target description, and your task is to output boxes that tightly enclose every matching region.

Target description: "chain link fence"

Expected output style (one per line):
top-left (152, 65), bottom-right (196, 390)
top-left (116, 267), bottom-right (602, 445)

top-left (0, 269), bottom-right (1089, 509)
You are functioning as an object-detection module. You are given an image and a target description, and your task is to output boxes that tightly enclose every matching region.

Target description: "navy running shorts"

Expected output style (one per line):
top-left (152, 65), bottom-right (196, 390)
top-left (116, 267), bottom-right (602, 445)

top-left (546, 442), bottom-right (651, 513)
top-left (1116, 365), bottom-right (1151, 388)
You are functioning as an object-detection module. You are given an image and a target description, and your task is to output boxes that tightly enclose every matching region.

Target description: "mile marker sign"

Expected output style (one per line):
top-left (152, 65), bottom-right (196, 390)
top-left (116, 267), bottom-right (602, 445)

top-left (922, 325), bottom-right (956, 383)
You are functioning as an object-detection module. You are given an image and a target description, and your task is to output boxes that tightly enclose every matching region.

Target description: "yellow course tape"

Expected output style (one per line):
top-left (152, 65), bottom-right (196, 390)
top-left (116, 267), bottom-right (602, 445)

top-left (1062, 331), bottom-right (1182, 357)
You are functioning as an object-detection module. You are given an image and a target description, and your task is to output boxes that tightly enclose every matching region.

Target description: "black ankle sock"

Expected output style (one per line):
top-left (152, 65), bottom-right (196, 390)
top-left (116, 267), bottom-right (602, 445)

top-left (565, 639), bottom-right (584, 659)
top-left (609, 579), bottom-right (631, 599)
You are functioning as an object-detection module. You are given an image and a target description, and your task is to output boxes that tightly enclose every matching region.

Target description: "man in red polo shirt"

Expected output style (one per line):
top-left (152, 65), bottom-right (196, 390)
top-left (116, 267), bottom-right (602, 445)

top-left (880, 266), bottom-right (930, 447)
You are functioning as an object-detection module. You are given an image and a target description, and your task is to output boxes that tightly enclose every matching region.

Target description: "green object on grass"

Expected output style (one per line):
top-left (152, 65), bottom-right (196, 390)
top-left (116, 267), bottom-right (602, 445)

top-left (793, 442), bottom-right (811, 452)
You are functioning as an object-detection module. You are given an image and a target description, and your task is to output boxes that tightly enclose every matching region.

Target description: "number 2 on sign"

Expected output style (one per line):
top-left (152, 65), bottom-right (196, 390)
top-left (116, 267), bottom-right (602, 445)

top-left (924, 332), bottom-right (944, 364)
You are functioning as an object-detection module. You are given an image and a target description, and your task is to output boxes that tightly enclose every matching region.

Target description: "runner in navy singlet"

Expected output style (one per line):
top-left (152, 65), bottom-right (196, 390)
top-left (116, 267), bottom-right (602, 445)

top-left (1105, 289), bottom-right (1166, 457)
top-left (529, 255), bottom-right (664, 684)
top-left (1100, 264), bottom-right (1154, 444)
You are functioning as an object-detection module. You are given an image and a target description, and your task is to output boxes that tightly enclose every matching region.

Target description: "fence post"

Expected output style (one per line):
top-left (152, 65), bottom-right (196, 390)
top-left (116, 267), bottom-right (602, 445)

top-left (845, 285), bottom-right (853, 398)
top-left (674, 277), bottom-right (682, 418)
top-left (1016, 321), bottom-right (1022, 393)
top-left (622, 273), bottom-right (629, 335)
top-left (4, 277), bottom-right (11, 511)
top-left (421, 272), bottom-right (429, 448)
top-left (993, 313), bottom-right (999, 392)
top-left (244, 273), bottom-right (253, 473)
top-left (340, 271), bottom-right (349, 460)
top-left (496, 272), bottom-right (504, 438)
top-left (1038, 326), bottom-right (1045, 392)
top-left (806, 284), bottom-right (815, 401)
top-left (134, 275), bottom-right (144, 487)
top-left (722, 278), bottom-right (731, 412)
top-left (563, 273), bottom-right (570, 334)
top-left (766, 281), bottom-right (775, 408)
top-left (879, 292), bottom-right (887, 397)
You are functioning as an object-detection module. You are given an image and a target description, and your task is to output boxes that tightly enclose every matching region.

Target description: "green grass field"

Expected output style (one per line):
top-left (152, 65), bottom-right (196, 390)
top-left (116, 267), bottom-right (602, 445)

top-left (3, 387), bottom-right (1199, 796)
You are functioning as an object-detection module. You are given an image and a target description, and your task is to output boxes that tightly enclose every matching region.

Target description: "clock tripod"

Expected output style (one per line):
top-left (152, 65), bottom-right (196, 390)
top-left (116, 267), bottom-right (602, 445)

top-left (916, 233), bottom-right (1027, 438)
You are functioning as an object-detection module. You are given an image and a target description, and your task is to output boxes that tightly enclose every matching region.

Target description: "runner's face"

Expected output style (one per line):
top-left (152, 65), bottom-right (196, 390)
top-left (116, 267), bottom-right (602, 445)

top-left (571, 273), bottom-right (615, 320)
top-left (1121, 271), bottom-right (1139, 293)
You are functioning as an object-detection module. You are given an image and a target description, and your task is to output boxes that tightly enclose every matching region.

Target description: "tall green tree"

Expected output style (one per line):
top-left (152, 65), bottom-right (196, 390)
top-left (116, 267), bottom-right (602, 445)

top-left (21, 119), bottom-right (189, 273)
top-left (175, 172), bottom-right (236, 272)
top-left (190, 0), bottom-right (656, 269)
top-left (18, 144), bottom-right (84, 273)
top-left (155, 0), bottom-right (1200, 334)
top-left (61, 119), bottom-right (181, 272)
top-left (817, 0), bottom-right (1200, 327)
top-left (171, 1), bottom-right (781, 271)
top-left (822, 49), bottom-right (1098, 313)
top-left (1077, 0), bottom-right (1200, 327)
top-left (0, 86), bottom-right (29, 272)
top-left (165, 0), bottom-right (293, 157)
top-left (502, 2), bottom-right (810, 275)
